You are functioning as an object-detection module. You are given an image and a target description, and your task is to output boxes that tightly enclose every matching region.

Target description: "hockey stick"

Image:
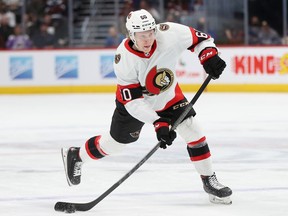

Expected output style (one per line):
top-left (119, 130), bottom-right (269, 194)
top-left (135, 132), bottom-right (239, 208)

top-left (54, 75), bottom-right (212, 213)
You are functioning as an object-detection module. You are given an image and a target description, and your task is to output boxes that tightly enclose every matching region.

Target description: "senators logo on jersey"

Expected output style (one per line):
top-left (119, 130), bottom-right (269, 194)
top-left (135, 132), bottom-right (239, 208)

top-left (159, 23), bottom-right (169, 31)
top-left (145, 66), bottom-right (174, 95)
top-left (114, 54), bottom-right (121, 64)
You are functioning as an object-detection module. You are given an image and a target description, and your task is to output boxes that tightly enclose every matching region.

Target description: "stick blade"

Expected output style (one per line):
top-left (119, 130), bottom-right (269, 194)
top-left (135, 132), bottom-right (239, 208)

top-left (54, 201), bottom-right (95, 212)
top-left (54, 202), bottom-right (69, 212)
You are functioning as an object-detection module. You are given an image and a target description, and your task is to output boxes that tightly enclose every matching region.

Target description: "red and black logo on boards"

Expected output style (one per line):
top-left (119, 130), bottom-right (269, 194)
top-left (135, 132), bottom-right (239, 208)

top-left (145, 66), bottom-right (174, 95)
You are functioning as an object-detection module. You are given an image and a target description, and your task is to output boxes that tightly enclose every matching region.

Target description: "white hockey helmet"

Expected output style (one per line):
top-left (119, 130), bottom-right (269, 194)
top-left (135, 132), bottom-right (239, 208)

top-left (126, 9), bottom-right (156, 44)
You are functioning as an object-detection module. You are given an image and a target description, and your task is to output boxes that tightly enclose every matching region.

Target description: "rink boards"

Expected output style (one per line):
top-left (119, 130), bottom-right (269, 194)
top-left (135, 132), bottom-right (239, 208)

top-left (0, 46), bottom-right (287, 93)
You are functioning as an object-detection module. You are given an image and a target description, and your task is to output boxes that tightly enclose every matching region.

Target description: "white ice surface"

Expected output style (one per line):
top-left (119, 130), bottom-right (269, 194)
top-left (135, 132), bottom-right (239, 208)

top-left (0, 92), bottom-right (287, 216)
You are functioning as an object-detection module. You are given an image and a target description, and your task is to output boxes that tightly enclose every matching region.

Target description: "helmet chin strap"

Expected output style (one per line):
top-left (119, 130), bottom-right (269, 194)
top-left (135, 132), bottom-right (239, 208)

top-left (132, 40), bottom-right (140, 50)
top-left (131, 35), bottom-right (147, 55)
top-left (130, 32), bottom-right (140, 50)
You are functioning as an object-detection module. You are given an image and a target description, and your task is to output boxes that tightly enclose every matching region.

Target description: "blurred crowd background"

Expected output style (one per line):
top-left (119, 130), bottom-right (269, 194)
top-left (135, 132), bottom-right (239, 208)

top-left (0, 0), bottom-right (287, 50)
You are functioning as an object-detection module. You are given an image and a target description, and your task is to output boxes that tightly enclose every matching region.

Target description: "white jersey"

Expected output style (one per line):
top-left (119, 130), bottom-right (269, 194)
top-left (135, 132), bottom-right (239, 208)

top-left (113, 22), bottom-right (216, 124)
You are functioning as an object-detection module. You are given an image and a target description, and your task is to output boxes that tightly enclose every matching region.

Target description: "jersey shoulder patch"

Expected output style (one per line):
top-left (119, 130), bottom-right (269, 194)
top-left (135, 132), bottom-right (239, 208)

top-left (159, 23), bottom-right (170, 31)
top-left (114, 54), bottom-right (121, 64)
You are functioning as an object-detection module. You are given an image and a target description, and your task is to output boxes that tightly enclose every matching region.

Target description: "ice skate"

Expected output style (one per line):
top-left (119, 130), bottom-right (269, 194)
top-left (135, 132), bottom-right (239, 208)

top-left (61, 147), bottom-right (83, 186)
top-left (201, 173), bottom-right (232, 205)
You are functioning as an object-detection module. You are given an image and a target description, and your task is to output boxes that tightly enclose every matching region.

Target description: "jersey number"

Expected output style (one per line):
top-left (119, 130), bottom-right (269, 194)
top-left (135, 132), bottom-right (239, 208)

top-left (195, 31), bottom-right (208, 38)
top-left (122, 88), bottom-right (132, 101)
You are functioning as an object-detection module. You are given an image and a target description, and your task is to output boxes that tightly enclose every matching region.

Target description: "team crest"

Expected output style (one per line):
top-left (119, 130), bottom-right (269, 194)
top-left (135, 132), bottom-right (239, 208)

top-left (159, 23), bottom-right (169, 31)
top-left (145, 66), bottom-right (174, 95)
top-left (114, 54), bottom-right (121, 64)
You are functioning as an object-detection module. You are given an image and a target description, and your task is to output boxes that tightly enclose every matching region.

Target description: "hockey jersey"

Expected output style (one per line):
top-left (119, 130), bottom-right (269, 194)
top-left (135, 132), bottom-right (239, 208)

top-left (113, 22), bottom-right (216, 124)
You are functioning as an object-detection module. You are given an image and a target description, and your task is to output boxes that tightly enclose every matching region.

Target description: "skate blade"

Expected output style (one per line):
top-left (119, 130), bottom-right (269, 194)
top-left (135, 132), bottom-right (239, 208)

top-left (209, 194), bottom-right (232, 205)
top-left (61, 148), bottom-right (73, 187)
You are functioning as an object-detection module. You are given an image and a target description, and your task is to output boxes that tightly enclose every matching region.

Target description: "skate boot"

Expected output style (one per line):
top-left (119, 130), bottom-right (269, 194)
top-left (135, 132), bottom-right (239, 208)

top-left (201, 172), bottom-right (232, 205)
top-left (61, 147), bottom-right (83, 186)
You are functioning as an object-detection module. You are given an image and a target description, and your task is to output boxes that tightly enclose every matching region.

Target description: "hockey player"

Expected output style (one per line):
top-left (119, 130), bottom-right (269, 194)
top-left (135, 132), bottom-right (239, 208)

top-left (61, 9), bottom-right (232, 205)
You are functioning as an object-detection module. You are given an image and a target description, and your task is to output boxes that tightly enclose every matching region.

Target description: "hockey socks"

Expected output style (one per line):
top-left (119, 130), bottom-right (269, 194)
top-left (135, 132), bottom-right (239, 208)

top-left (83, 136), bottom-right (107, 160)
top-left (187, 136), bottom-right (213, 176)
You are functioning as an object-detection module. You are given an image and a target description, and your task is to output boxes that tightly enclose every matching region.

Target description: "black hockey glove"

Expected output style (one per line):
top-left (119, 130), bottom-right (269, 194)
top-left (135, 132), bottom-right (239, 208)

top-left (153, 117), bottom-right (177, 149)
top-left (199, 47), bottom-right (226, 80)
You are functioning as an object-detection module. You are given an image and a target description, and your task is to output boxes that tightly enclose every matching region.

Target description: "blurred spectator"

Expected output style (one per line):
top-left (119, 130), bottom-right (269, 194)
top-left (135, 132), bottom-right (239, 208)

top-left (165, 0), bottom-right (186, 25)
top-left (31, 22), bottom-right (55, 49)
top-left (24, 12), bottom-right (41, 38)
top-left (165, 0), bottom-right (184, 13)
top-left (248, 15), bottom-right (261, 45)
top-left (121, 0), bottom-right (134, 18)
top-left (196, 16), bottom-right (216, 39)
top-left (2, 0), bottom-right (22, 24)
top-left (119, 0), bottom-right (134, 35)
top-left (2, 0), bottom-right (21, 7)
top-left (139, 0), bottom-right (161, 22)
top-left (258, 21), bottom-right (281, 45)
top-left (165, 12), bottom-right (177, 22)
top-left (105, 26), bottom-right (125, 48)
top-left (0, 1), bottom-right (16, 27)
top-left (0, 14), bottom-right (13, 48)
top-left (42, 13), bottom-right (55, 35)
top-left (190, 0), bottom-right (204, 13)
top-left (53, 16), bottom-right (68, 47)
top-left (44, 0), bottom-right (67, 25)
top-left (6, 24), bottom-right (32, 49)
top-left (224, 25), bottom-right (244, 44)
top-left (26, 0), bottom-right (46, 17)
top-left (196, 16), bottom-right (206, 32)
top-left (165, 0), bottom-right (191, 26)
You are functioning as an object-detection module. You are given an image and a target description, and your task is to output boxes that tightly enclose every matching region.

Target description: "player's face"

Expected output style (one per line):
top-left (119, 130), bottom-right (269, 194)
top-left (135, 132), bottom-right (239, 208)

top-left (134, 29), bottom-right (156, 53)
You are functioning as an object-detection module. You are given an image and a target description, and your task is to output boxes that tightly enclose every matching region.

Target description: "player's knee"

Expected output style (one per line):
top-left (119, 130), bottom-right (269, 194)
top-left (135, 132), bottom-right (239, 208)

top-left (176, 116), bottom-right (204, 142)
top-left (99, 133), bottom-right (127, 155)
top-left (81, 134), bottom-right (127, 161)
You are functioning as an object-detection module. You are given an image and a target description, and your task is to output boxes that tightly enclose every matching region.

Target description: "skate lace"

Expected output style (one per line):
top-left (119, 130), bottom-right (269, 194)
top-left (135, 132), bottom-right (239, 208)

top-left (208, 175), bottom-right (225, 190)
top-left (73, 162), bottom-right (83, 177)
